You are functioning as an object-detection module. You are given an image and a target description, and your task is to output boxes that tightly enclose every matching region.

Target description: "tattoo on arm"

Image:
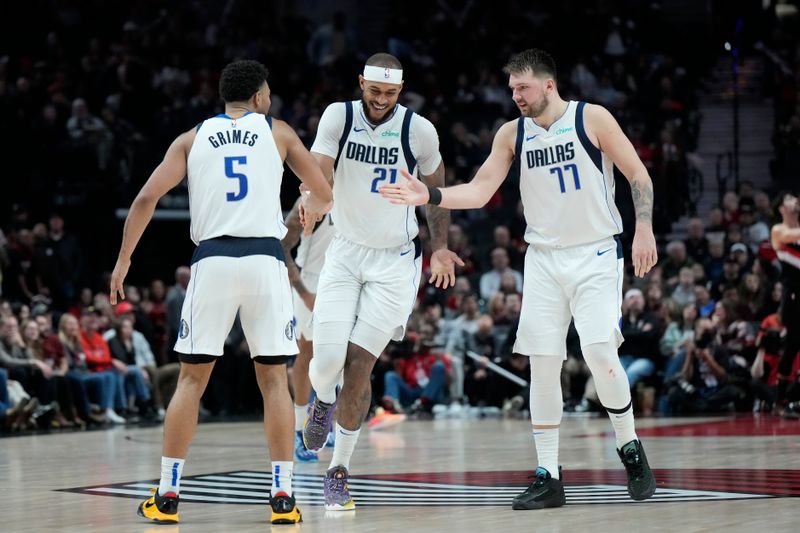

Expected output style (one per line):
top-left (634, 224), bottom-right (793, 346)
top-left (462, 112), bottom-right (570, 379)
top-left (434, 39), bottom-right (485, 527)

top-left (630, 177), bottom-right (654, 224)
top-left (420, 163), bottom-right (450, 249)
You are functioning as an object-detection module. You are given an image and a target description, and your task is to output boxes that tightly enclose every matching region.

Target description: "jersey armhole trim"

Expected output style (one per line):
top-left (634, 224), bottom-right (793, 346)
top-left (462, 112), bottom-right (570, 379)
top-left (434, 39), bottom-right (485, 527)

top-left (401, 110), bottom-right (417, 174)
top-left (334, 101), bottom-right (354, 171)
top-left (511, 117), bottom-right (525, 183)
top-left (195, 121), bottom-right (203, 133)
top-left (575, 101), bottom-right (602, 173)
top-left (266, 116), bottom-right (273, 129)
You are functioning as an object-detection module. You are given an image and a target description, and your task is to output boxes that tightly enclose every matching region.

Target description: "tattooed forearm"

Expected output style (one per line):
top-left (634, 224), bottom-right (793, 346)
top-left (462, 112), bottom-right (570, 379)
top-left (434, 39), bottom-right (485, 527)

top-left (630, 176), bottom-right (654, 224)
top-left (421, 162), bottom-right (450, 249)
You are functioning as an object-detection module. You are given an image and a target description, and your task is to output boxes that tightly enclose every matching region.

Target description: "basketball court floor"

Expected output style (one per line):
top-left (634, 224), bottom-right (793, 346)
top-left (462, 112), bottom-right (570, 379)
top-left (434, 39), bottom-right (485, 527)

top-left (3, 415), bottom-right (798, 532)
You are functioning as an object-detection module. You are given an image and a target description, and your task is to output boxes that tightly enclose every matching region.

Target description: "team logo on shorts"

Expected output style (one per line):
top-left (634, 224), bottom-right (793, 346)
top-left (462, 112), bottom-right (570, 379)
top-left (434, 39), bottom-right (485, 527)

top-left (285, 321), bottom-right (294, 340)
top-left (179, 319), bottom-right (190, 339)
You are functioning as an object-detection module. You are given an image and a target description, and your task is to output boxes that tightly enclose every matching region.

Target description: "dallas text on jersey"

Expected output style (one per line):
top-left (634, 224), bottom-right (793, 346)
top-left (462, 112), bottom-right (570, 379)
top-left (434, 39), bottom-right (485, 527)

top-left (525, 141), bottom-right (575, 169)
top-left (345, 142), bottom-right (399, 165)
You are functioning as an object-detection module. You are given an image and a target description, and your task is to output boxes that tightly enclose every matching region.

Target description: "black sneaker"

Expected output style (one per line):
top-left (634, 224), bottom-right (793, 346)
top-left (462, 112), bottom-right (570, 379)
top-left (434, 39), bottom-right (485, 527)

top-left (137, 488), bottom-right (180, 523)
top-left (270, 491), bottom-right (302, 524)
top-left (511, 467), bottom-right (566, 510)
top-left (618, 439), bottom-right (656, 501)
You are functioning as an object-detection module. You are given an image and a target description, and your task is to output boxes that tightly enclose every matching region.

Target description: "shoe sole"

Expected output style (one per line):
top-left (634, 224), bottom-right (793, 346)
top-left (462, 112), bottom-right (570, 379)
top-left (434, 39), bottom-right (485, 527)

top-left (324, 502), bottom-right (356, 511)
top-left (303, 417), bottom-right (331, 452)
top-left (271, 510), bottom-right (302, 524)
top-left (511, 496), bottom-right (566, 510)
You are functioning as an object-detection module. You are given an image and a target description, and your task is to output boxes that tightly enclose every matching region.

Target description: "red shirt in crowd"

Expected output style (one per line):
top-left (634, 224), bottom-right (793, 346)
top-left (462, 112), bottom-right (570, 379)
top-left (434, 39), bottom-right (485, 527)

top-left (397, 348), bottom-right (451, 388)
top-left (79, 330), bottom-right (114, 372)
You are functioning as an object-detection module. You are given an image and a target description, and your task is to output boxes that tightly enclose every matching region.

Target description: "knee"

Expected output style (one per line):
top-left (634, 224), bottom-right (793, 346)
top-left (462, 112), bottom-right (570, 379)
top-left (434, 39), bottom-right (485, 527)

top-left (431, 361), bottom-right (446, 377)
top-left (582, 341), bottom-right (624, 372)
top-left (384, 371), bottom-right (399, 385)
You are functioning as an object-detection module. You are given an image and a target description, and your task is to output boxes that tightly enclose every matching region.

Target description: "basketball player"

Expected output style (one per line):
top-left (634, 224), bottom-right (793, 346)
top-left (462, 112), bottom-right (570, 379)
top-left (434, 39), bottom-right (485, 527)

top-left (301, 53), bottom-right (463, 511)
top-left (280, 197), bottom-right (336, 462)
top-left (109, 60), bottom-right (332, 524)
top-left (771, 192), bottom-right (800, 410)
top-left (380, 49), bottom-right (658, 509)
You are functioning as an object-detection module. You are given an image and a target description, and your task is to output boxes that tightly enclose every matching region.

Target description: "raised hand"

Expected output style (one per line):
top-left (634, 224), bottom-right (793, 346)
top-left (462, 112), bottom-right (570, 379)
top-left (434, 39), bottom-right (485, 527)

top-left (429, 248), bottom-right (465, 289)
top-left (109, 258), bottom-right (130, 304)
top-left (379, 169), bottom-right (431, 206)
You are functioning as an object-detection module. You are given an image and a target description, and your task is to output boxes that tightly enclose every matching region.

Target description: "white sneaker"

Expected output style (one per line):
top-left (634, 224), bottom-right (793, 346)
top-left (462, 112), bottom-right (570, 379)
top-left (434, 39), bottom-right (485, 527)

top-left (106, 408), bottom-right (126, 424)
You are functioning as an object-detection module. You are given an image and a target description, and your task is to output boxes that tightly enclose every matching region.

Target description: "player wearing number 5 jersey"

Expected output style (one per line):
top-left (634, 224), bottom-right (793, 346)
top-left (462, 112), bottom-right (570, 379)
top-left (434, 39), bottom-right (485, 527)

top-left (302, 52), bottom-right (462, 511)
top-left (380, 49), bottom-right (658, 509)
top-left (109, 60), bottom-right (332, 525)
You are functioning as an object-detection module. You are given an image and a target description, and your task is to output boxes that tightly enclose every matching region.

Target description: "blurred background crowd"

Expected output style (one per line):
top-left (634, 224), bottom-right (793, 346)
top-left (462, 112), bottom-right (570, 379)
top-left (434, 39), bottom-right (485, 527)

top-left (1, 0), bottom-right (798, 432)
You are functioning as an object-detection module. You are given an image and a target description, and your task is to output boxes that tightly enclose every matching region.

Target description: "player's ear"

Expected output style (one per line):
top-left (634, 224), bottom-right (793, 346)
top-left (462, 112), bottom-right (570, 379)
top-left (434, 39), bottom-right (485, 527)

top-left (358, 75), bottom-right (366, 91)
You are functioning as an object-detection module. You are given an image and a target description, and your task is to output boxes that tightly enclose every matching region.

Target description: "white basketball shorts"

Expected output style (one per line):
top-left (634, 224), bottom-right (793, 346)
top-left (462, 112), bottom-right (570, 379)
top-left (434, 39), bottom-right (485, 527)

top-left (174, 237), bottom-right (299, 358)
top-left (313, 235), bottom-right (422, 354)
top-left (513, 236), bottom-right (624, 358)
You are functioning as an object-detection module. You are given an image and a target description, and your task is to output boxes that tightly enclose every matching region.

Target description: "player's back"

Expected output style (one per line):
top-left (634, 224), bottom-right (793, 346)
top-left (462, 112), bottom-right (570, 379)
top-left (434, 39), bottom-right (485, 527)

top-left (517, 101), bottom-right (623, 248)
top-left (187, 112), bottom-right (285, 244)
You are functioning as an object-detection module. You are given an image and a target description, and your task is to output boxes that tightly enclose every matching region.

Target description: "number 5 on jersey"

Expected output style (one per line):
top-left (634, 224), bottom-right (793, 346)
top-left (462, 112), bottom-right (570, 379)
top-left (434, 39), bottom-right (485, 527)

top-left (224, 156), bottom-right (248, 201)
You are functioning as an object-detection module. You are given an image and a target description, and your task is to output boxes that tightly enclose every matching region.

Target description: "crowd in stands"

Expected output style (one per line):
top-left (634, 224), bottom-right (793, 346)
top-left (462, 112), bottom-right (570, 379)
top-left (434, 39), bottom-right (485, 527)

top-left (2, 2), bottom-right (797, 432)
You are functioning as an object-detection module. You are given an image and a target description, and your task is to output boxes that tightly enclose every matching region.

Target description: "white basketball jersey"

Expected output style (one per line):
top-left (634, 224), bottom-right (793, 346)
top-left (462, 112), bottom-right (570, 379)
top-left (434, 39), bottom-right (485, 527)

top-left (518, 101), bottom-right (623, 248)
top-left (312, 101), bottom-right (441, 249)
top-left (295, 213), bottom-right (336, 275)
top-left (187, 112), bottom-right (286, 244)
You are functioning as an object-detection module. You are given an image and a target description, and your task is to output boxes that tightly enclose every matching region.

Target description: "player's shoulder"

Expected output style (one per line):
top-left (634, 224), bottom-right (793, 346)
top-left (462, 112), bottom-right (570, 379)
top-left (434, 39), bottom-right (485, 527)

top-left (581, 102), bottom-right (616, 124)
top-left (407, 109), bottom-right (438, 134)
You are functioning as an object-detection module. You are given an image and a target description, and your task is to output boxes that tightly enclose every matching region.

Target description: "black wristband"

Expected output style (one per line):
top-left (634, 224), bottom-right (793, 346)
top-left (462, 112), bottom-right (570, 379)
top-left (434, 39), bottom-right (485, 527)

top-left (427, 185), bottom-right (442, 206)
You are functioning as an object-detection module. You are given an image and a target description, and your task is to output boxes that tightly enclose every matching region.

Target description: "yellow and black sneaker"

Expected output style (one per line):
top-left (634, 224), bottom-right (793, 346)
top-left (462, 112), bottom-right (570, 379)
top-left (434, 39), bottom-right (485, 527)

top-left (137, 487), bottom-right (180, 524)
top-left (270, 491), bottom-right (302, 524)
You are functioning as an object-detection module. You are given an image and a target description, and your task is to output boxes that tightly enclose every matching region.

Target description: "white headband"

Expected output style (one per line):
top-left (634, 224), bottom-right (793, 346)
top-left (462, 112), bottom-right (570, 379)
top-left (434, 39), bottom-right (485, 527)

top-left (363, 65), bottom-right (403, 84)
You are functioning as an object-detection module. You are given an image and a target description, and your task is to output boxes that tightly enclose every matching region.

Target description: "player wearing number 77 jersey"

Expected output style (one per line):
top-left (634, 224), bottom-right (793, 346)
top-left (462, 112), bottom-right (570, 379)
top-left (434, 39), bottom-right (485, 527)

top-left (109, 60), bottom-right (332, 525)
top-left (380, 48), bottom-right (658, 510)
top-left (301, 52), bottom-right (463, 511)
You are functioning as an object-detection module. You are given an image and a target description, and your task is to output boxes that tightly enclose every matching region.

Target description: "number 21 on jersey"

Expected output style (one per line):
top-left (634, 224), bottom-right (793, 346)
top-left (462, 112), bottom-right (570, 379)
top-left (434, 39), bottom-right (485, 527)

top-left (370, 167), bottom-right (397, 193)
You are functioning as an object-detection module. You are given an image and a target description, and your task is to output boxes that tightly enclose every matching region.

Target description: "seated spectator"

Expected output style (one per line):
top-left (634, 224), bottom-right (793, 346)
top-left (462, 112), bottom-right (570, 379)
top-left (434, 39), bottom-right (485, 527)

top-left (670, 267), bottom-right (697, 309)
top-left (21, 318), bottom-right (79, 427)
top-left (443, 293), bottom-right (481, 404)
top-left (694, 285), bottom-right (716, 318)
top-left (730, 242), bottom-right (752, 272)
top-left (756, 281), bottom-right (783, 321)
top-left (684, 217), bottom-right (709, 264)
top-left (704, 238), bottom-right (726, 286)
top-left (0, 315), bottom-right (51, 396)
top-left (80, 307), bottom-right (150, 417)
top-left (660, 304), bottom-right (697, 381)
top-left (666, 319), bottom-right (748, 414)
top-left (492, 225), bottom-right (523, 271)
top-left (105, 309), bottom-right (179, 419)
top-left (711, 256), bottom-right (742, 300)
top-left (464, 315), bottom-right (496, 406)
top-left (739, 273), bottom-right (766, 320)
top-left (662, 241), bottom-right (693, 288)
top-left (618, 289), bottom-right (661, 389)
top-left (479, 248), bottom-right (522, 301)
top-left (0, 367), bottom-right (38, 431)
top-left (381, 327), bottom-right (450, 416)
top-left (58, 313), bottom-right (123, 424)
top-left (738, 199), bottom-right (770, 251)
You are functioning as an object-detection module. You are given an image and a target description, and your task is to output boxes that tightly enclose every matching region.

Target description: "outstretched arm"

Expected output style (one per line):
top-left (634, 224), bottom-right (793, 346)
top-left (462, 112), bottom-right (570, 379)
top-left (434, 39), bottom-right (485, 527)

top-left (772, 224), bottom-right (800, 248)
top-left (586, 104), bottom-right (657, 278)
top-left (379, 121), bottom-right (517, 209)
top-left (418, 161), bottom-right (465, 288)
top-left (110, 130), bottom-right (193, 303)
top-left (273, 119), bottom-right (333, 234)
top-left (280, 197), bottom-right (314, 308)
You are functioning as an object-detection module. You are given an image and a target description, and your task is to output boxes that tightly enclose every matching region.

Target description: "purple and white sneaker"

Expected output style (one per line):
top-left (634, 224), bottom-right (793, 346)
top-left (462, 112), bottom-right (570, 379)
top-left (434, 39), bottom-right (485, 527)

top-left (324, 466), bottom-right (355, 511)
top-left (302, 398), bottom-right (336, 452)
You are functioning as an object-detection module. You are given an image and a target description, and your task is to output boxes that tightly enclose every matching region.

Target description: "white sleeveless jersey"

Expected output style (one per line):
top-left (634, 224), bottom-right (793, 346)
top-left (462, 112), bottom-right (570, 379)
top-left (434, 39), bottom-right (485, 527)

top-left (187, 112), bottom-right (286, 244)
top-left (295, 213), bottom-right (336, 275)
top-left (311, 101), bottom-right (442, 249)
top-left (517, 101), bottom-right (623, 248)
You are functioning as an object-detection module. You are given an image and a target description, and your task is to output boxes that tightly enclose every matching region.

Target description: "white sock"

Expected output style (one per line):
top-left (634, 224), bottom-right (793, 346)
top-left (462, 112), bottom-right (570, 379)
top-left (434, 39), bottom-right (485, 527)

top-left (533, 427), bottom-right (559, 479)
top-left (608, 401), bottom-right (638, 449)
top-left (294, 404), bottom-right (308, 432)
top-left (158, 456), bottom-right (185, 495)
top-left (271, 461), bottom-right (293, 496)
top-left (329, 423), bottom-right (360, 471)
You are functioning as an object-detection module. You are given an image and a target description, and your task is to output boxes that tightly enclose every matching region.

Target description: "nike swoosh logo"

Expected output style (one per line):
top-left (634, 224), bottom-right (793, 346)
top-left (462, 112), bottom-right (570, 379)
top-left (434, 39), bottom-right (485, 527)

top-left (526, 135), bottom-right (537, 142)
top-left (597, 248), bottom-right (613, 256)
top-left (353, 127), bottom-right (366, 132)
top-left (400, 249), bottom-right (412, 256)
top-left (144, 501), bottom-right (156, 509)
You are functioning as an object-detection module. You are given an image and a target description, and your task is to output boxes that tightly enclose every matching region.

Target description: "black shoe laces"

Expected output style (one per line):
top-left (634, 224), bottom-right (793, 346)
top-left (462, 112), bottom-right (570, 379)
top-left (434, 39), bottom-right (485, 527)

top-left (526, 469), bottom-right (549, 489)
top-left (622, 449), bottom-right (645, 479)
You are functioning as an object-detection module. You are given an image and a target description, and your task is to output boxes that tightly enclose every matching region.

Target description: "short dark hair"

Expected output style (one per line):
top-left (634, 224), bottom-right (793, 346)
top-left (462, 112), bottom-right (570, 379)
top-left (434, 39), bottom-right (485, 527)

top-left (772, 190), bottom-right (796, 220)
top-left (365, 52), bottom-right (403, 70)
top-left (219, 60), bottom-right (269, 103)
top-left (503, 48), bottom-right (557, 82)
